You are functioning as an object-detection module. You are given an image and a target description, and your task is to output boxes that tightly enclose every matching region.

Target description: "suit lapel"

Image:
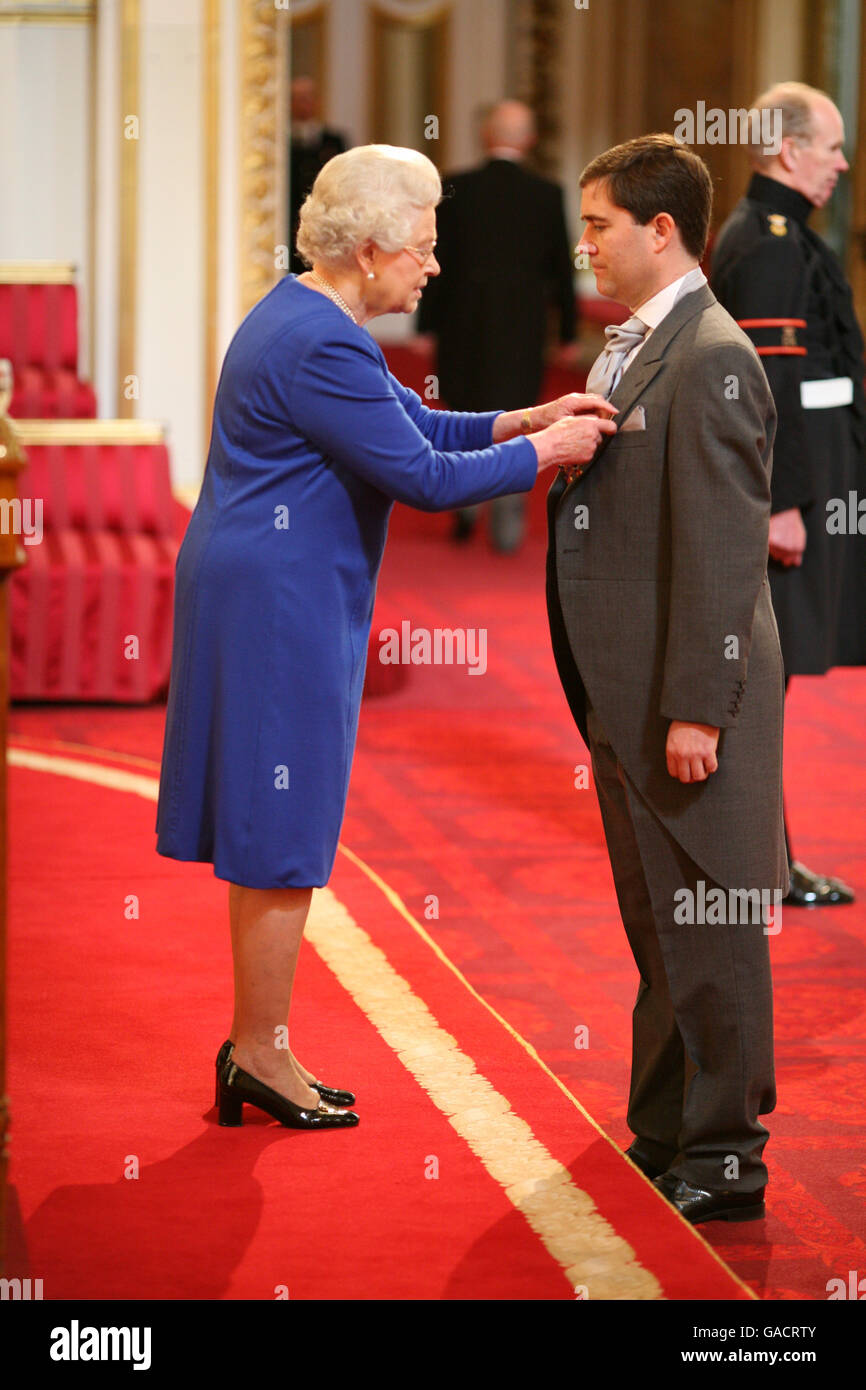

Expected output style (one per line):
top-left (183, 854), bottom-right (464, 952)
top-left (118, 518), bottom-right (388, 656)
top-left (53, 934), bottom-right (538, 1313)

top-left (631, 281), bottom-right (715, 364)
top-left (607, 356), bottom-right (665, 425)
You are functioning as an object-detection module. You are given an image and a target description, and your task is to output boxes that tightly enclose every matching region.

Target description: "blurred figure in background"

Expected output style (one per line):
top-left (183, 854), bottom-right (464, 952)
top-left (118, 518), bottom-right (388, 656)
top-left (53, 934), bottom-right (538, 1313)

top-left (288, 76), bottom-right (347, 276)
top-left (418, 99), bottom-right (579, 552)
top-left (712, 81), bottom-right (866, 907)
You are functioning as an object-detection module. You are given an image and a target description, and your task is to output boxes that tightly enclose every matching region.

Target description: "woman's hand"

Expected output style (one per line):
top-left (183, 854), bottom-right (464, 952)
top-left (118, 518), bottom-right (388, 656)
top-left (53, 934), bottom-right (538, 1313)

top-left (531, 392), bottom-right (618, 430)
top-left (491, 393), bottom-right (616, 444)
top-left (529, 412), bottom-right (618, 474)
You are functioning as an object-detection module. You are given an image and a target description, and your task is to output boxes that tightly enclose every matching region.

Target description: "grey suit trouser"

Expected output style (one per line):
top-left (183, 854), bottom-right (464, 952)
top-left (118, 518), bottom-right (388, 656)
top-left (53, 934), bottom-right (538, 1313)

top-left (586, 702), bottom-right (777, 1192)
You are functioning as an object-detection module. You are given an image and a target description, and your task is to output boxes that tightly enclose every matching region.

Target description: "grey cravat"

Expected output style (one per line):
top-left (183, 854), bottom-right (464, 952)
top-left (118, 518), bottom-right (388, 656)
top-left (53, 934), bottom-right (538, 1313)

top-left (585, 315), bottom-right (650, 399)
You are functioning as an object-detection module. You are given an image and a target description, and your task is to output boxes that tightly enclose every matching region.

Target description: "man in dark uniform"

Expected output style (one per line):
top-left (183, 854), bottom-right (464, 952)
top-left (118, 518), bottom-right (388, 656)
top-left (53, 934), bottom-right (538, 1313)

top-left (289, 77), bottom-right (347, 276)
top-left (712, 81), bottom-right (866, 906)
top-left (417, 100), bottom-right (578, 552)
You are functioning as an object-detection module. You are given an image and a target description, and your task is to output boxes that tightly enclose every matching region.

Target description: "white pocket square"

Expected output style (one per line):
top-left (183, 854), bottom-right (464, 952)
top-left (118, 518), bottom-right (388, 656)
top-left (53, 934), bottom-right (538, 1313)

top-left (618, 405), bottom-right (646, 432)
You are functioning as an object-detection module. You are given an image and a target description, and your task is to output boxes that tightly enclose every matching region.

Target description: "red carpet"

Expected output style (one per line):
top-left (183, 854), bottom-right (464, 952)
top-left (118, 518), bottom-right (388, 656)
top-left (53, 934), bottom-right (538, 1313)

top-left (7, 742), bottom-right (748, 1301)
top-left (7, 486), bottom-right (866, 1300)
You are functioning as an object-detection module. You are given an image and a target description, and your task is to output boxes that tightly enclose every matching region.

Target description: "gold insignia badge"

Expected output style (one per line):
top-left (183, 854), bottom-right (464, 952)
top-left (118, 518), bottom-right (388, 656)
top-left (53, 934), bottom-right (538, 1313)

top-left (781, 325), bottom-right (798, 347)
top-left (768, 213), bottom-right (788, 237)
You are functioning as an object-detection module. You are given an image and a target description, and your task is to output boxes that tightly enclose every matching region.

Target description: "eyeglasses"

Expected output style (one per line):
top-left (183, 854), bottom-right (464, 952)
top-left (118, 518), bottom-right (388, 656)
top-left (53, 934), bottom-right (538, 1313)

top-left (403, 241), bottom-right (438, 265)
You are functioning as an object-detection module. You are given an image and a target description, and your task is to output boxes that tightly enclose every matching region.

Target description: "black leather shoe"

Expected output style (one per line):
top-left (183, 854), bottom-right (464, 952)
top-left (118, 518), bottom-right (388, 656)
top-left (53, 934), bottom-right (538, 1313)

top-left (624, 1144), bottom-right (668, 1180)
top-left (218, 1059), bottom-right (359, 1129)
top-left (652, 1175), bottom-right (765, 1223)
top-left (215, 1040), bottom-right (355, 1108)
top-left (215, 1039), bottom-right (233, 1107)
top-left (784, 861), bottom-right (855, 907)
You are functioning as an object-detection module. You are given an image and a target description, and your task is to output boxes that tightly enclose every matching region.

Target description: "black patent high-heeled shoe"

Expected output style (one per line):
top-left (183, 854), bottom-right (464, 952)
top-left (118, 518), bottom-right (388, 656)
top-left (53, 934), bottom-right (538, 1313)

top-left (214, 1039), bottom-right (356, 1108)
top-left (218, 1059), bottom-right (359, 1129)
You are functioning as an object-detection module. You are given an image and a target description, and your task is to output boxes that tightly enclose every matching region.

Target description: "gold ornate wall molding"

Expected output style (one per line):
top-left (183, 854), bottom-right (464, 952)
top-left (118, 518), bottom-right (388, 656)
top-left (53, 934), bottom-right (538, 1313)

top-left (0, 2), bottom-right (93, 21)
top-left (239, 0), bottom-right (289, 319)
top-left (203, 0), bottom-right (219, 447)
top-left (117, 0), bottom-right (139, 418)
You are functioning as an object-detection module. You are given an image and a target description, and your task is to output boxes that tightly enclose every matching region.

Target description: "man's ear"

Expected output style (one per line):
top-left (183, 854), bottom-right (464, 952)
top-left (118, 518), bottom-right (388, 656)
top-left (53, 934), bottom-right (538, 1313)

top-left (777, 135), bottom-right (801, 174)
top-left (651, 211), bottom-right (678, 252)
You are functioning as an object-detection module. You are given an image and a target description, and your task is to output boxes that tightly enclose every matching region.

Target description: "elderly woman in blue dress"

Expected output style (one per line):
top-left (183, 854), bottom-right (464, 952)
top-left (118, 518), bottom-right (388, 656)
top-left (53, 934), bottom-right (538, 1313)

top-left (156, 144), bottom-right (616, 1131)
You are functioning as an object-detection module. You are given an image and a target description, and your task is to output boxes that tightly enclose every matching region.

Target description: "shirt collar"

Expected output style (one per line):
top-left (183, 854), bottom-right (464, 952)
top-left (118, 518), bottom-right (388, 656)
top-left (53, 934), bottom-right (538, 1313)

top-left (746, 172), bottom-right (814, 224)
top-left (633, 266), bottom-right (707, 331)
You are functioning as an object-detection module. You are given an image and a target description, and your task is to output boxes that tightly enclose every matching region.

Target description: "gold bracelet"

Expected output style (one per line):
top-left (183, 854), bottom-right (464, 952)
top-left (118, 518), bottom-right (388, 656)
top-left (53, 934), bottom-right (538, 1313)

top-left (521, 408), bottom-right (533, 433)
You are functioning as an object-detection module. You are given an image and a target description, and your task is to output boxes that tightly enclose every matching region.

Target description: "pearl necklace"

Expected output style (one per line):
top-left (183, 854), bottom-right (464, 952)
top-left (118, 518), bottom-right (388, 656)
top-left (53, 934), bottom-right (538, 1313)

top-left (309, 272), bottom-right (358, 324)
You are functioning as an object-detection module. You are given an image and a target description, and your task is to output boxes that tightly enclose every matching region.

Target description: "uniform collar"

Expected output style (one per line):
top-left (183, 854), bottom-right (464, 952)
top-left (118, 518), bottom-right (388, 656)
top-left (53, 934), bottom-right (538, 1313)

top-left (746, 172), bottom-right (814, 225)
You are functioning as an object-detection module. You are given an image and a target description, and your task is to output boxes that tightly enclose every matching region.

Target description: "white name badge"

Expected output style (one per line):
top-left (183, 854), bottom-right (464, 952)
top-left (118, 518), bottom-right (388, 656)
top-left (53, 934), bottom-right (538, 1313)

top-left (800, 377), bottom-right (854, 409)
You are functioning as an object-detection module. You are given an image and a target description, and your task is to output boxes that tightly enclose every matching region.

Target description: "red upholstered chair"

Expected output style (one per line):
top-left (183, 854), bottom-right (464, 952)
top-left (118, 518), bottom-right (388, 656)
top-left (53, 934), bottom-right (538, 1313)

top-left (0, 263), bottom-right (97, 419)
top-left (10, 420), bottom-right (179, 702)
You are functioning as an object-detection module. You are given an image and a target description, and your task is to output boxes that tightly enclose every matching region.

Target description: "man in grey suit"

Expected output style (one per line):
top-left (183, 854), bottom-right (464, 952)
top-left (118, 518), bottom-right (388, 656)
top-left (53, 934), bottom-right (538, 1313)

top-left (547, 134), bottom-right (788, 1223)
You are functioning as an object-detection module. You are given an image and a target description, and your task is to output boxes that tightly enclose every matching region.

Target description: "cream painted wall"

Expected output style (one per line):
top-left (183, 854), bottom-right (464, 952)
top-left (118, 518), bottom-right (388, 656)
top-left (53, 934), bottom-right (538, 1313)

top-left (135, 0), bottom-right (204, 487)
top-left (94, 0), bottom-right (120, 416)
top-left (0, 19), bottom-right (92, 364)
top-left (215, 0), bottom-right (240, 364)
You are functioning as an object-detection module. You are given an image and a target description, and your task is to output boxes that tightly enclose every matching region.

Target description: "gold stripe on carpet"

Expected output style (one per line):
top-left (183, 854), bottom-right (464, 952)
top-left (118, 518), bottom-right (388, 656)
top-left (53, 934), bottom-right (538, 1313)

top-left (307, 886), bottom-right (662, 1299)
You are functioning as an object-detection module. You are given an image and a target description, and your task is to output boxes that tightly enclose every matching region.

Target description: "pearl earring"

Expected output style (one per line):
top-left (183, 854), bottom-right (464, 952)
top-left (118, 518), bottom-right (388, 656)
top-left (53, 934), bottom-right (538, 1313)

top-left (367, 271), bottom-right (375, 279)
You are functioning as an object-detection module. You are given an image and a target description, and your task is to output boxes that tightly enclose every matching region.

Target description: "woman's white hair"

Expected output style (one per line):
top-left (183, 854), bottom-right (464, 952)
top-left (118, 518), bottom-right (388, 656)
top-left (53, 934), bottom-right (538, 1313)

top-left (296, 144), bottom-right (442, 268)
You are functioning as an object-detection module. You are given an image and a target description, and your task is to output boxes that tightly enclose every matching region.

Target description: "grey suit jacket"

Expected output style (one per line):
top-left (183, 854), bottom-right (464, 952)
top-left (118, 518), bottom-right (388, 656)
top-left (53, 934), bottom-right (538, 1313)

top-left (547, 283), bottom-right (788, 893)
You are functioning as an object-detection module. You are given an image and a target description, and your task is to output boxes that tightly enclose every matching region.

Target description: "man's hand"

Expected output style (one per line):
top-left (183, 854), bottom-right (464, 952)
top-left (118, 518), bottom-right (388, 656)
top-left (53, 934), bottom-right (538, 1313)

top-left (768, 507), bottom-right (806, 566)
top-left (666, 720), bottom-right (720, 783)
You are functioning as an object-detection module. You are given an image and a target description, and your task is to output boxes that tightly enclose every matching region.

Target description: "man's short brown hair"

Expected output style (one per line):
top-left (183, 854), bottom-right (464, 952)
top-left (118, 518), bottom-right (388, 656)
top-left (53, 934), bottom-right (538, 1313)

top-left (580, 133), bottom-right (713, 260)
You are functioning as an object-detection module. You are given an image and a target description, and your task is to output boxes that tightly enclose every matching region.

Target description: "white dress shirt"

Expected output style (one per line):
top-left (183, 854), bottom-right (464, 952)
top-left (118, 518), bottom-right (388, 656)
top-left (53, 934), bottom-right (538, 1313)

top-left (621, 266), bottom-right (707, 374)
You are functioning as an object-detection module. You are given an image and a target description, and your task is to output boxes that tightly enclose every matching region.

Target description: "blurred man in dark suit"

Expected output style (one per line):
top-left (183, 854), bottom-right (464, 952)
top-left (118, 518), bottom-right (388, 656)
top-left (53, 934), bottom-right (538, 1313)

top-left (712, 82), bottom-right (866, 907)
top-left (289, 76), bottom-right (347, 276)
top-left (418, 100), bottom-right (578, 551)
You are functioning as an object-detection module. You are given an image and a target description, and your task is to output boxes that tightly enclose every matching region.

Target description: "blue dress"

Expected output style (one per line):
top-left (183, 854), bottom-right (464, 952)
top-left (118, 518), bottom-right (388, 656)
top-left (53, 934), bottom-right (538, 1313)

top-left (155, 275), bottom-right (538, 887)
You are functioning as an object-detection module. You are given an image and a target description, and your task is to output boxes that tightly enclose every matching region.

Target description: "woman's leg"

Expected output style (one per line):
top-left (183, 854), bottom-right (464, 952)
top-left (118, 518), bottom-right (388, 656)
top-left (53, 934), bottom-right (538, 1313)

top-left (226, 883), bottom-right (321, 1109)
